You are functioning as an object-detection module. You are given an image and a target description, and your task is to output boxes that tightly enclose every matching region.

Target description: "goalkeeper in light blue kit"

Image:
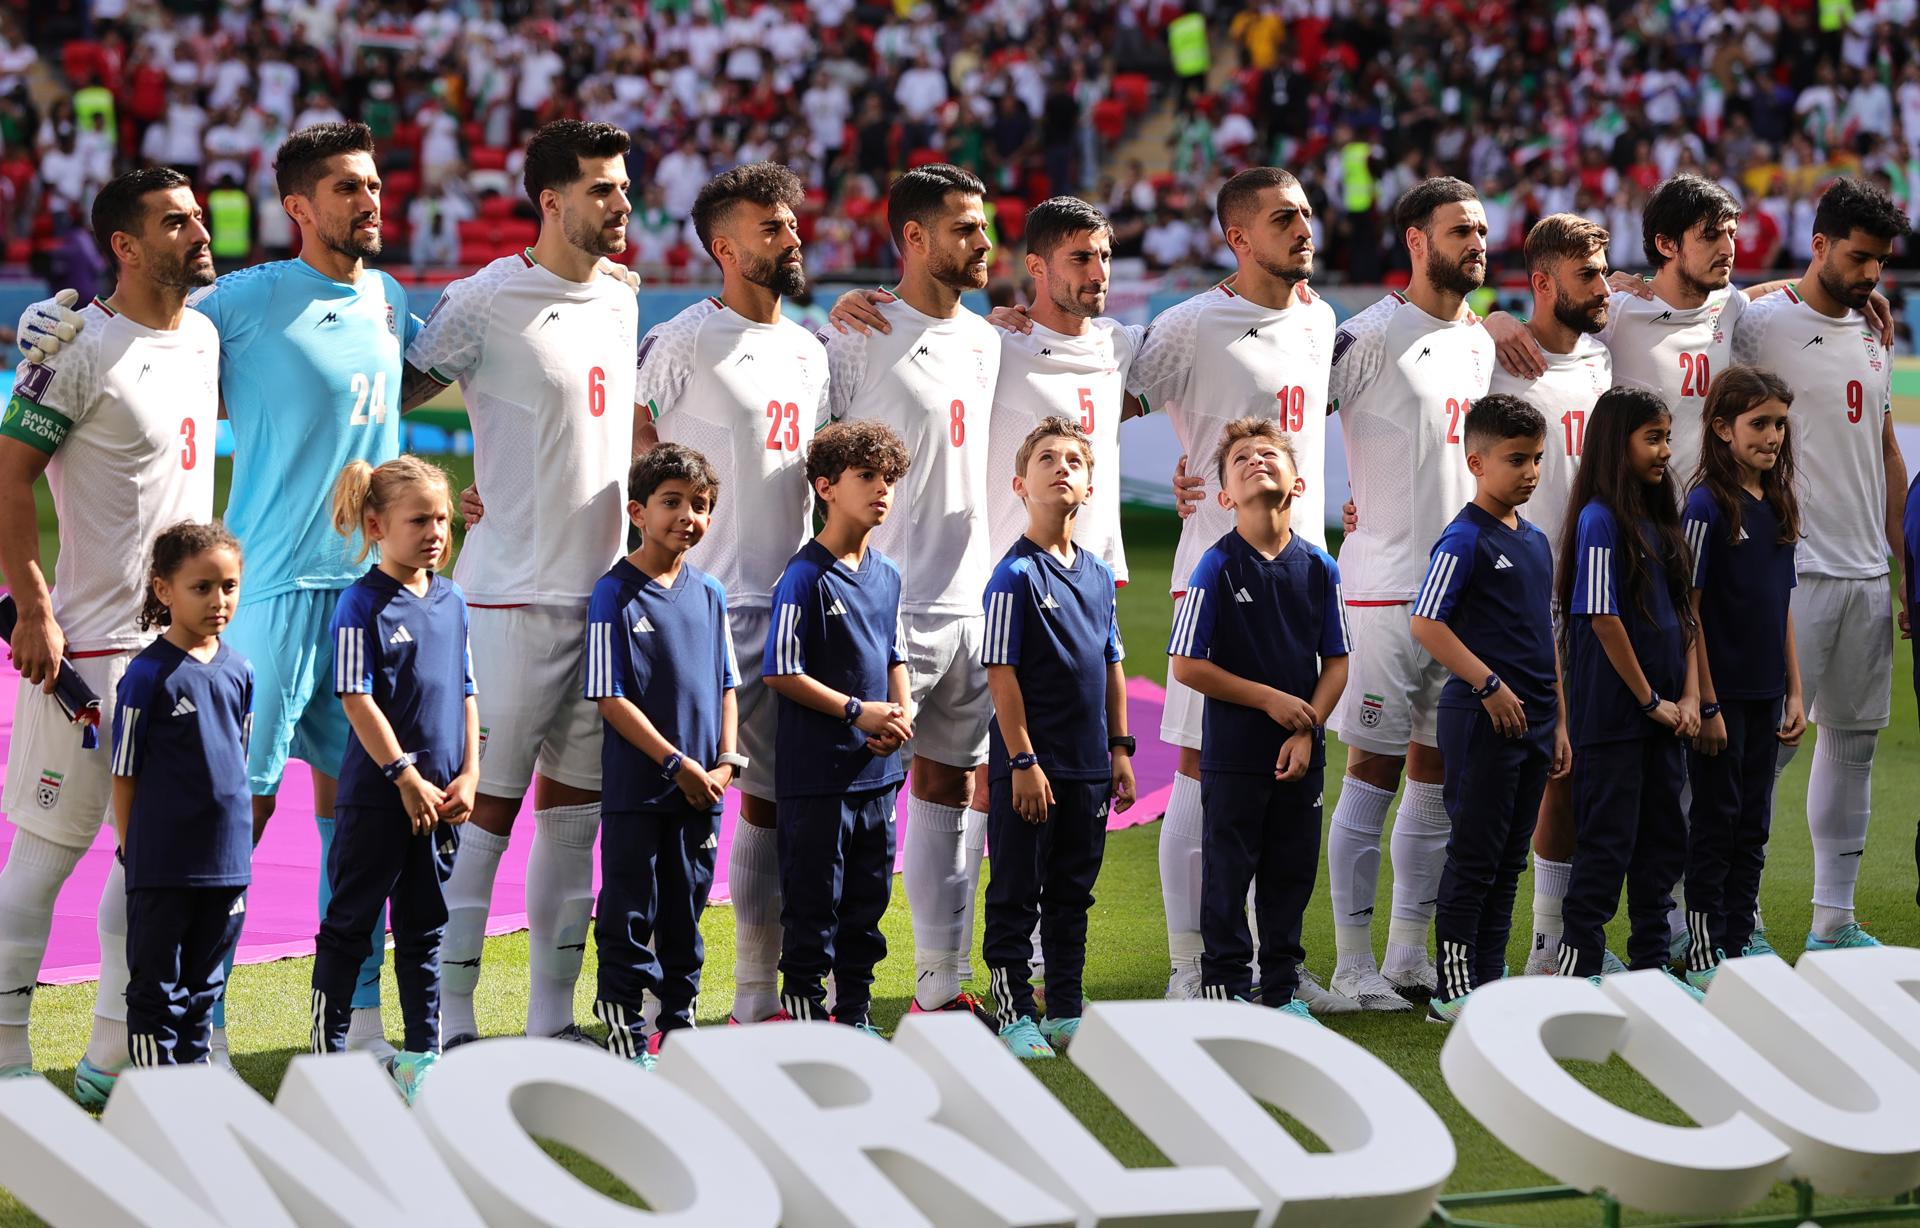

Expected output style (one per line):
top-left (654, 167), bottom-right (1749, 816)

top-left (23, 123), bottom-right (417, 1060)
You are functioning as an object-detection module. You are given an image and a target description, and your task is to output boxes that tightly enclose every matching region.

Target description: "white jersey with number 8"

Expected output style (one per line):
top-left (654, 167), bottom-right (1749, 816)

top-left (407, 252), bottom-right (637, 606)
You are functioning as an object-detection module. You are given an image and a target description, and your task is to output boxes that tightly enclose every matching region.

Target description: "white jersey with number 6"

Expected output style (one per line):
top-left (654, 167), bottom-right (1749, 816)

top-left (2, 301), bottom-right (218, 652)
top-left (825, 297), bottom-right (1000, 615)
top-left (1330, 292), bottom-right (1495, 602)
top-left (637, 296), bottom-right (829, 608)
top-left (986, 319), bottom-right (1137, 583)
top-left (1126, 282), bottom-right (1336, 593)
top-left (1601, 286), bottom-right (1747, 486)
top-left (1488, 333), bottom-right (1611, 567)
top-left (408, 252), bottom-right (637, 606)
top-left (1732, 287), bottom-right (1893, 580)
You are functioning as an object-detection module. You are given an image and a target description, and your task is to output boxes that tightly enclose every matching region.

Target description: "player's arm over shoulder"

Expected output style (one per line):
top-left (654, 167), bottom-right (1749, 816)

top-left (404, 267), bottom-right (507, 404)
top-left (1328, 298), bottom-right (1394, 411)
top-left (822, 323), bottom-right (871, 422)
top-left (2, 315), bottom-right (102, 455)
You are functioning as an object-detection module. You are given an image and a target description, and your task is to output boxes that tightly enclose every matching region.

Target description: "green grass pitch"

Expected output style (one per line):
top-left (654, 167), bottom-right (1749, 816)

top-left (12, 468), bottom-right (1920, 1225)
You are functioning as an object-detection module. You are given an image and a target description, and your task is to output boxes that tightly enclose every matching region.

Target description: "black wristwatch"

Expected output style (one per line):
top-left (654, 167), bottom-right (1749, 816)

top-left (382, 752), bottom-right (419, 781)
top-left (1010, 751), bottom-right (1040, 771)
top-left (660, 751), bottom-right (684, 779)
top-left (1638, 690), bottom-right (1661, 715)
top-left (843, 696), bottom-right (863, 725)
top-left (1469, 674), bottom-right (1502, 699)
top-left (1108, 735), bottom-right (1137, 755)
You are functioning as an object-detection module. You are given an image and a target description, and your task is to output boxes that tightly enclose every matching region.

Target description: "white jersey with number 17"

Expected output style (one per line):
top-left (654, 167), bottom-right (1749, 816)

top-left (408, 251), bottom-right (637, 606)
top-left (1488, 332), bottom-right (1611, 567)
top-left (637, 296), bottom-right (829, 608)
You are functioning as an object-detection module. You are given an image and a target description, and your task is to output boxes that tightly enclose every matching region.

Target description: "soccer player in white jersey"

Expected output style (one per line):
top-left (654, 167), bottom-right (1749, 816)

top-left (1730, 177), bottom-right (1909, 955)
top-left (1129, 168), bottom-right (1349, 1007)
top-left (1322, 177), bottom-right (1495, 1009)
top-left (402, 120), bottom-right (640, 1044)
top-left (629, 162), bottom-right (828, 1025)
top-left (824, 164), bottom-right (1001, 1020)
top-left (0, 169), bottom-right (217, 1098)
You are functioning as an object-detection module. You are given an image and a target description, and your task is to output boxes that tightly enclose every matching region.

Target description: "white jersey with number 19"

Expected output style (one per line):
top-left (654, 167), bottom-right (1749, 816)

top-left (637, 296), bottom-right (829, 607)
top-left (407, 251), bottom-right (637, 606)
top-left (825, 297), bottom-right (1000, 615)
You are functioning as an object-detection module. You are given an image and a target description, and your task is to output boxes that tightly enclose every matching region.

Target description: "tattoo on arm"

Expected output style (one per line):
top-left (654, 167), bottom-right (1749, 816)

top-left (400, 362), bottom-right (449, 414)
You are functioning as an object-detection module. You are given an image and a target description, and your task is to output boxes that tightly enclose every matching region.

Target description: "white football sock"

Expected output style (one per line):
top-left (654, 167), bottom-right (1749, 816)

top-left (526, 802), bottom-right (599, 1037)
top-left (1327, 777), bottom-right (1392, 961)
top-left (1388, 779), bottom-right (1449, 926)
top-left (0, 830), bottom-right (85, 1069)
top-left (439, 823), bottom-right (508, 1041)
top-left (727, 820), bottom-right (782, 1023)
top-left (1158, 772), bottom-right (1204, 976)
top-left (1531, 854), bottom-right (1570, 961)
top-left (1384, 915), bottom-right (1431, 977)
top-left (1808, 728), bottom-right (1875, 919)
top-left (905, 796), bottom-right (965, 1008)
top-left (86, 854), bottom-right (130, 1069)
top-left (954, 807), bottom-right (987, 981)
top-left (346, 1006), bottom-right (389, 1051)
top-left (1812, 903), bottom-right (1856, 938)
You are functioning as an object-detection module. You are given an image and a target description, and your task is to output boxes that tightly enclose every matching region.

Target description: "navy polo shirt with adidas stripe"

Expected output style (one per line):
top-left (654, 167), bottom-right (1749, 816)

top-left (586, 558), bottom-right (736, 813)
top-left (1683, 486), bottom-right (1795, 701)
top-left (1415, 502), bottom-right (1558, 718)
top-left (1167, 529), bottom-right (1349, 775)
top-left (332, 568), bottom-right (476, 809)
top-left (111, 638), bottom-right (255, 889)
top-left (1566, 501), bottom-right (1686, 747)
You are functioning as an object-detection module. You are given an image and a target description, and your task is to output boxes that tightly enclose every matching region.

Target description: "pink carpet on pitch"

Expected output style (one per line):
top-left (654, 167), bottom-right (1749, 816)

top-left (0, 651), bottom-right (1175, 985)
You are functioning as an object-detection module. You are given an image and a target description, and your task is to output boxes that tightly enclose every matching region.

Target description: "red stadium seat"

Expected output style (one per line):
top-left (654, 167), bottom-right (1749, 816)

top-left (470, 146), bottom-right (508, 171)
top-left (383, 169), bottom-right (420, 200)
top-left (995, 197), bottom-right (1028, 242)
top-left (1111, 73), bottom-right (1151, 118)
top-left (1092, 98), bottom-right (1128, 142)
top-left (457, 218), bottom-right (495, 245)
top-left (479, 195), bottom-right (517, 219)
top-left (5, 238), bottom-right (28, 265)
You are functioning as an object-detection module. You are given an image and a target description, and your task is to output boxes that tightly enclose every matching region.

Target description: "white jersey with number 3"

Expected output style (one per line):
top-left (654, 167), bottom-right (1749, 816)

top-left (1732, 287), bottom-right (1893, 580)
top-left (2, 302), bottom-right (218, 652)
top-left (408, 252), bottom-right (637, 606)
top-left (825, 297), bottom-right (1000, 614)
top-left (1488, 333), bottom-right (1611, 566)
top-left (986, 319), bottom-right (1136, 583)
top-left (1601, 286), bottom-right (1747, 485)
top-left (1126, 282), bottom-right (1336, 593)
top-left (637, 296), bottom-right (829, 607)
top-left (1330, 293), bottom-right (1494, 602)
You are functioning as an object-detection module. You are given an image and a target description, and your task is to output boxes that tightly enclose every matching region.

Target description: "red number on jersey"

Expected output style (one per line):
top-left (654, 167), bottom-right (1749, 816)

top-left (1846, 379), bottom-right (1864, 424)
top-left (1445, 397), bottom-right (1469, 444)
top-left (179, 417), bottom-right (197, 470)
top-left (1275, 385), bottom-right (1305, 431)
top-left (1679, 352), bottom-right (1710, 399)
top-left (1076, 386), bottom-right (1095, 433)
top-left (765, 399), bottom-right (801, 450)
top-left (588, 366), bottom-right (606, 417)
top-left (950, 398), bottom-right (966, 447)
top-left (1561, 409), bottom-right (1585, 457)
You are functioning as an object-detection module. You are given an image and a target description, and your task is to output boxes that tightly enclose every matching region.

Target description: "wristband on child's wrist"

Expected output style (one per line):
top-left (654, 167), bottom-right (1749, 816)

top-left (382, 753), bottom-right (418, 782)
top-left (1638, 690), bottom-right (1661, 715)
top-left (660, 751), bottom-right (684, 779)
top-left (1700, 702), bottom-right (1722, 720)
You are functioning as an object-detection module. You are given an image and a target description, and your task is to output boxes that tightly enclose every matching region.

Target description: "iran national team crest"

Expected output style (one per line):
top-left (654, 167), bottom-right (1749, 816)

top-left (36, 769), bottom-right (63, 810)
top-left (385, 304), bottom-right (398, 337)
top-left (1359, 693), bottom-right (1384, 728)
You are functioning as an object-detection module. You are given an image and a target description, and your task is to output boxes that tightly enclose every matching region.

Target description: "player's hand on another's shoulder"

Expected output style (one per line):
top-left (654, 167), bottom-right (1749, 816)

top-left (1607, 270), bottom-right (1653, 300)
top-left (1171, 454), bottom-right (1205, 519)
top-left (1777, 693), bottom-right (1807, 746)
top-left (596, 257), bottom-right (642, 292)
top-left (1275, 731), bottom-right (1312, 781)
top-left (828, 288), bottom-right (895, 336)
top-left (1865, 290), bottom-right (1894, 347)
top-left (6, 606), bottom-right (65, 693)
top-left (987, 303), bottom-right (1035, 334)
top-left (1483, 686), bottom-right (1526, 737)
top-left (18, 289), bottom-right (84, 363)
top-left (460, 484), bottom-right (484, 526)
top-left (1484, 310), bottom-right (1546, 380)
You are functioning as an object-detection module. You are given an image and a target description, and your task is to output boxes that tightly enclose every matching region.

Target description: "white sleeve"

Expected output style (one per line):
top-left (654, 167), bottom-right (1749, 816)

top-left (634, 314), bottom-right (698, 422)
top-left (1328, 303), bottom-right (1389, 414)
top-left (1729, 297), bottom-right (1767, 368)
top-left (406, 274), bottom-right (490, 385)
top-left (824, 327), bottom-right (868, 422)
top-left (1124, 302), bottom-right (1197, 414)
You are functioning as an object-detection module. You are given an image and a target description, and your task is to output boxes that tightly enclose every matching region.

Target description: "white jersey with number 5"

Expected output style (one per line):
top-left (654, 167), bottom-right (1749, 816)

top-left (1732, 287), bottom-right (1892, 580)
top-left (1488, 333), bottom-right (1611, 566)
top-left (825, 297), bottom-right (1000, 614)
top-left (1601, 286), bottom-right (1747, 486)
top-left (1330, 292), bottom-right (1494, 602)
top-left (1, 302), bottom-right (217, 652)
top-left (1126, 282), bottom-right (1336, 593)
top-left (408, 251), bottom-right (637, 606)
top-left (637, 296), bottom-right (829, 608)
top-left (986, 319), bottom-right (1137, 583)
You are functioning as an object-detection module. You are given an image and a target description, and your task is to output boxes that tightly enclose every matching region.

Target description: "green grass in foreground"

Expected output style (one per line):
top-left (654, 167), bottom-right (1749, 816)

top-left (16, 488), bottom-right (1920, 1225)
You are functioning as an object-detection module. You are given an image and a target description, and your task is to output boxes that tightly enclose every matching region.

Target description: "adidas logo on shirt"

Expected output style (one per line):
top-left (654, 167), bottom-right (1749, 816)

top-left (633, 617), bottom-right (656, 634)
top-left (1039, 594), bottom-right (1061, 610)
top-left (826, 599), bottom-right (850, 616)
top-left (388, 625), bottom-right (414, 645)
top-left (170, 697), bottom-right (197, 717)
top-left (1494, 555), bottom-right (1513, 570)
top-left (1234, 588), bottom-right (1253, 604)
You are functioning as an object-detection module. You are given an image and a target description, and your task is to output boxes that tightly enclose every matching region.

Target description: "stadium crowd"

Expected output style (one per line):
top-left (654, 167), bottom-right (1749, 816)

top-left (3, 0), bottom-right (1920, 285)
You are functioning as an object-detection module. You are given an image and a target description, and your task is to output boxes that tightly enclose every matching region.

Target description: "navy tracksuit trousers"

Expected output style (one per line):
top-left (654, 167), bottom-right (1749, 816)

top-left (777, 786), bottom-right (897, 1025)
top-left (983, 776), bottom-right (1109, 1022)
top-left (1435, 707), bottom-right (1552, 1000)
top-left (1562, 735), bottom-right (1686, 976)
top-left (1683, 696), bottom-right (1783, 966)
top-left (311, 807), bottom-right (457, 1055)
top-left (1198, 769), bottom-right (1323, 1004)
top-left (594, 804), bottom-right (719, 1054)
top-left (126, 885), bottom-right (246, 1066)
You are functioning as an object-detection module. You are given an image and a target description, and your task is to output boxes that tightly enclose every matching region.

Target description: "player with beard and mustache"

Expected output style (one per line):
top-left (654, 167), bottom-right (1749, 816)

top-left (402, 119), bottom-right (642, 1047)
top-left (1315, 177), bottom-right (1496, 1011)
top-left (819, 163), bottom-right (1005, 1025)
top-left (0, 168), bottom-right (220, 1102)
top-left (614, 162), bottom-right (831, 1029)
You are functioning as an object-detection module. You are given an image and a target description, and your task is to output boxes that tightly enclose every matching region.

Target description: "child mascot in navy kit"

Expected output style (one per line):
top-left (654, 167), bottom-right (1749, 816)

top-left (312, 457), bottom-right (478, 1104)
top-left (1680, 366), bottom-right (1807, 986)
top-left (1410, 395), bottom-right (1572, 1023)
top-left (764, 421), bottom-right (915, 1029)
top-left (112, 521), bottom-right (253, 1069)
top-left (1557, 386), bottom-right (1704, 994)
top-left (980, 416), bottom-right (1136, 1061)
top-left (586, 443), bottom-right (742, 1066)
top-left (1168, 418), bottom-right (1349, 1016)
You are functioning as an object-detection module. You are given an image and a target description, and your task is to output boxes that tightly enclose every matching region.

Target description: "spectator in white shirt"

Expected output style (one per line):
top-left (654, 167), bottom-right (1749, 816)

top-left (896, 54), bottom-right (949, 122)
top-left (654, 142), bottom-right (710, 216)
